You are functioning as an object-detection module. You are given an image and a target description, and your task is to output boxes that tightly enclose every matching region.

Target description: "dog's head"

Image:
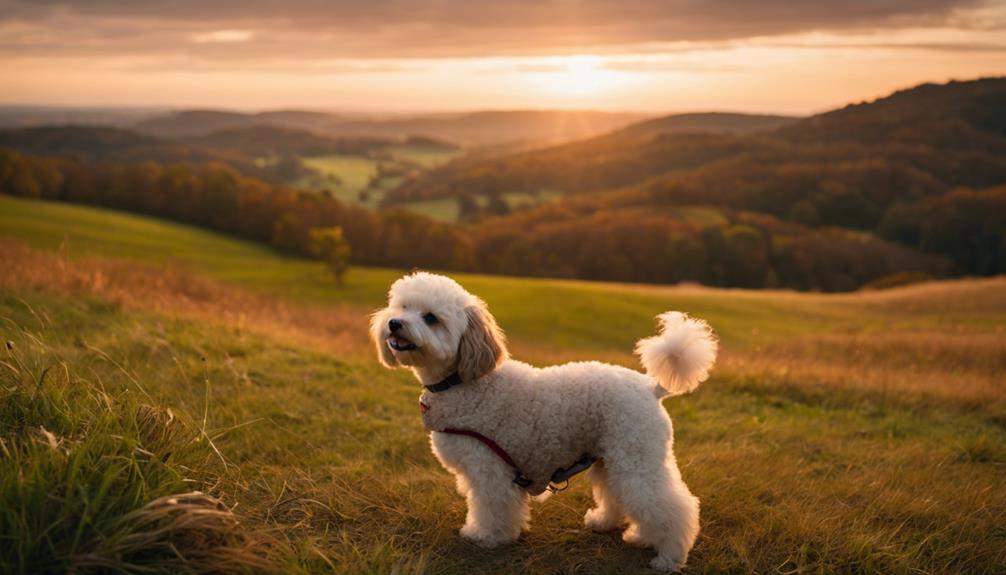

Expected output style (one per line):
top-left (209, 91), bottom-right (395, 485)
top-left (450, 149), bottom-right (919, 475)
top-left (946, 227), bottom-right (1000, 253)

top-left (370, 271), bottom-right (508, 383)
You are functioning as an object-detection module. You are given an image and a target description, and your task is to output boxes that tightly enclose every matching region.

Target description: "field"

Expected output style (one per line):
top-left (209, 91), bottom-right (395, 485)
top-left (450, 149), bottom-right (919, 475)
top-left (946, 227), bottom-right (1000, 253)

top-left (297, 155), bottom-right (381, 206)
top-left (389, 144), bottom-right (461, 168)
top-left (1, 195), bottom-right (1005, 574)
top-left (403, 191), bottom-right (563, 222)
top-left (291, 145), bottom-right (459, 210)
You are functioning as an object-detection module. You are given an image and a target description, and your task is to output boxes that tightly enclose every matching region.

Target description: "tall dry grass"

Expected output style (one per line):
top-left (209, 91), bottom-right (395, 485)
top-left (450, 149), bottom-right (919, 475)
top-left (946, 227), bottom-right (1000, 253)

top-left (0, 322), bottom-right (282, 574)
top-left (0, 239), bottom-right (370, 356)
top-left (722, 329), bottom-right (1006, 416)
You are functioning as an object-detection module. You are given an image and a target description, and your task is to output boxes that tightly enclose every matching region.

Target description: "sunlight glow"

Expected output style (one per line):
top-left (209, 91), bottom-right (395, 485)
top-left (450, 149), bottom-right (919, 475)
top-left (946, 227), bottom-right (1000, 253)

top-left (542, 56), bottom-right (613, 96)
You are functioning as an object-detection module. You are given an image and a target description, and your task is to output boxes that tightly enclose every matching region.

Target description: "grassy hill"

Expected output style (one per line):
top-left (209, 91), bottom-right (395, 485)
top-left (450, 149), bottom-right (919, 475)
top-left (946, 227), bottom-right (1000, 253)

top-left (1, 196), bottom-right (1004, 573)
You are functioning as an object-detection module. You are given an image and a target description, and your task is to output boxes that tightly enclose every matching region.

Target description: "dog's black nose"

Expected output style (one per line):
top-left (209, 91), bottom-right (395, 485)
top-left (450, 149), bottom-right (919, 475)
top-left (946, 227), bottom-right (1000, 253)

top-left (388, 319), bottom-right (403, 332)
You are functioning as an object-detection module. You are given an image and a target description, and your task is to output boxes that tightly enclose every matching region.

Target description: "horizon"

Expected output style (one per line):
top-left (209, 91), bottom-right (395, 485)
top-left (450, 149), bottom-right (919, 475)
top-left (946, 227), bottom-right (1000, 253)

top-left (3, 1), bottom-right (1006, 115)
top-left (1, 75), bottom-right (1000, 119)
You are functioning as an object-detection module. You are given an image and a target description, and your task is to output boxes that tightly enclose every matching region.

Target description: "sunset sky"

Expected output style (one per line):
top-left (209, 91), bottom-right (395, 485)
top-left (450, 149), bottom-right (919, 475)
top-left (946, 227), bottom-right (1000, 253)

top-left (2, 0), bottom-right (1005, 114)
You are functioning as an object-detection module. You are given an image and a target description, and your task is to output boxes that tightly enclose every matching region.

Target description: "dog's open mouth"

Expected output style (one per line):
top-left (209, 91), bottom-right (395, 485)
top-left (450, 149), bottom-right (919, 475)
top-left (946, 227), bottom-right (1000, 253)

top-left (387, 335), bottom-right (417, 351)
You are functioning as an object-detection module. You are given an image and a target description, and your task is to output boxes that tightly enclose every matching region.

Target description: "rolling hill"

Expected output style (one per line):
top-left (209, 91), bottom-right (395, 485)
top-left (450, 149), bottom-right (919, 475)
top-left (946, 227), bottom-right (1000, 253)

top-left (326, 109), bottom-right (651, 146)
top-left (0, 125), bottom-right (233, 165)
top-left (134, 108), bottom-right (650, 147)
top-left (0, 105), bottom-right (164, 129)
top-left (134, 109), bottom-right (285, 139)
top-left (620, 112), bottom-right (797, 138)
top-left (779, 77), bottom-right (1006, 145)
top-left (390, 77), bottom-right (1006, 205)
top-left (186, 124), bottom-right (396, 158)
top-left (385, 78), bottom-right (1006, 282)
top-left (133, 109), bottom-right (799, 148)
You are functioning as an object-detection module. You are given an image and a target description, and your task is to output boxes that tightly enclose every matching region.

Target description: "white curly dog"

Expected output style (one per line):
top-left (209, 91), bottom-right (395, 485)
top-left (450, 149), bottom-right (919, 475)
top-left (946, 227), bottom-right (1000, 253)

top-left (370, 272), bottom-right (717, 572)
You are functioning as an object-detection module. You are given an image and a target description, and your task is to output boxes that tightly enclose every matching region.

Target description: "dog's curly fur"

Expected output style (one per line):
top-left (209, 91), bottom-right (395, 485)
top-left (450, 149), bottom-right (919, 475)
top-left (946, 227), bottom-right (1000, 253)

top-left (371, 272), bottom-right (718, 572)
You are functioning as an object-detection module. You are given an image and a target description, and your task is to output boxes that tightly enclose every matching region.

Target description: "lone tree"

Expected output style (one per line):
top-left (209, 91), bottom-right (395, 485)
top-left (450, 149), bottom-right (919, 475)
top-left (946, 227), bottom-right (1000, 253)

top-left (309, 226), bottom-right (352, 284)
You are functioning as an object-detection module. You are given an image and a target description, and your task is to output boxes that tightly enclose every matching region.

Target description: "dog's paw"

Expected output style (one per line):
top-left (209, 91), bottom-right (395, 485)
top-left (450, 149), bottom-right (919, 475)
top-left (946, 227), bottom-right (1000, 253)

top-left (622, 524), bottom-right (651, 548)
top-left (459, 524), bottom-right (515, 548)
top-left (649, 555), bottom-right (684, 573)
top-left (584, 507), bottom-right (622, 532)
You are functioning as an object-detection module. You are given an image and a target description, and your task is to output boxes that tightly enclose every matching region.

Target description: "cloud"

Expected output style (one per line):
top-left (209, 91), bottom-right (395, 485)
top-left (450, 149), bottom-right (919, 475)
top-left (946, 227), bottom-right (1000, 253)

top-left (191, 29), bottom-right (255, 44)
top-left (0, 0), bottom-right (998, 61)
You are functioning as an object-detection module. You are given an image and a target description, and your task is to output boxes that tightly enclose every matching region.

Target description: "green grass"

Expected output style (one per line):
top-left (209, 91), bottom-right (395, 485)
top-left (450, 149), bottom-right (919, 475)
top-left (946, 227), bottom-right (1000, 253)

top-left (378, 176), bottom-right (403, 190)
top-left (0, 195), bottom-right (397, 306)
top-left (403, 191), bottom-right (562, 223)
top-left (2, 195), bottom-right (1005, 573)
top-left (498, 190), bottom-right (561, 209)
top-left (401, 198), bottom-right (461, 222)
top-left (298, 155), bottom-right (380, 203)
top-left (388, 145), bottom-right (460, 168)
top-left (0, 302), bottom-right (276, 573)
top-left (294, 150), bottom-right (453, 212)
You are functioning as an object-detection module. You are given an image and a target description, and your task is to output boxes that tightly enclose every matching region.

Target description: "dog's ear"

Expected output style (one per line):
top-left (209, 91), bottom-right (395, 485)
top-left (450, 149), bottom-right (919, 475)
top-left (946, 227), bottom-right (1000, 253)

top-left (370, 309), bottom-right (399, 368)
top-left (457, 299), bottom-right (508, 383)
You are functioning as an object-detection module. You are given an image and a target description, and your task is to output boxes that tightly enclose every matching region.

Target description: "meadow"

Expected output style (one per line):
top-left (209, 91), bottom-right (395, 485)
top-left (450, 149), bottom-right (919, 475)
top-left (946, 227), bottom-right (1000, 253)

top-left (401, 191), bottom-right (565, 222)
top-left (291, 145), bottom-right (460, 211)
top-left (1, 195), bottom-right (1004, 574)
top-left (297, 155), bottom-right (382, 206)
top-left (388, 144), bottom-right (461, 169)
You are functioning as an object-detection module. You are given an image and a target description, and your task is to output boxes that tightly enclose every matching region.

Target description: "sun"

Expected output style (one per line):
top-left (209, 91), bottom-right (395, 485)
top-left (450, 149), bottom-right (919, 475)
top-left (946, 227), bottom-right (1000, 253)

top-left (547, 56), bottom-right (610, 96)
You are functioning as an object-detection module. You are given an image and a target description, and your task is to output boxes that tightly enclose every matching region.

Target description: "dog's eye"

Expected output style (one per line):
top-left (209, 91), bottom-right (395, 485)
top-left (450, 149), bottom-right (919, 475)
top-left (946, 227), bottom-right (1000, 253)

top-left (422, 312), bottom-right (438, 325)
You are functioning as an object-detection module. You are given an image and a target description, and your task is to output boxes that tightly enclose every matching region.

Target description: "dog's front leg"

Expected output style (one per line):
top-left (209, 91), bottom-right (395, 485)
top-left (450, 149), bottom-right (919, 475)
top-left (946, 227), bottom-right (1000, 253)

top-left (432, 433), bottom-right (529, 547)
top-left (457, 463), bottom-right (529, 548)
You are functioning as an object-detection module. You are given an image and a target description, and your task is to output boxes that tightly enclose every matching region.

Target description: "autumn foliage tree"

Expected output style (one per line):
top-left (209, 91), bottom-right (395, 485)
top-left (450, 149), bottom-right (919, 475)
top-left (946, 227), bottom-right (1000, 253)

top-left (309, 226), bottom-right (352, 284)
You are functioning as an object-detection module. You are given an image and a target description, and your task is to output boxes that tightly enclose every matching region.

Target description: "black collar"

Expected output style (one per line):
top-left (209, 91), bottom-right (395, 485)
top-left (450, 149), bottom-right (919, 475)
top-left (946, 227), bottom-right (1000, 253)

top-left (425, 372), bottom-right (463, 393)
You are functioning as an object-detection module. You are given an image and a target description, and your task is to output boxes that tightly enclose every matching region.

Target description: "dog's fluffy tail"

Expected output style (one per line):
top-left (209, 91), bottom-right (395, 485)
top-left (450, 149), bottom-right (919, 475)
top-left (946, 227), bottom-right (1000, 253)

top-left (635, 312), bottom-right (718, 398)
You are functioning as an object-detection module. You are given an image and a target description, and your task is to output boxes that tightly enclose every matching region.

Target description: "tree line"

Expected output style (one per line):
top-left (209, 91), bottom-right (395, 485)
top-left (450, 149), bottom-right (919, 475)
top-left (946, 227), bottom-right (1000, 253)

top-left (0, 149), bottom-right (474, 272)
top-left (2, 148), bottom-right (967, 291)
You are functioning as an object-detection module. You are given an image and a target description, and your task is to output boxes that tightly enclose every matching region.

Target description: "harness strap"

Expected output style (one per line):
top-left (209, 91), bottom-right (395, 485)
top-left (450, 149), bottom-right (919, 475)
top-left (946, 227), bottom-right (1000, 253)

top-left (440, 428), bottom-right (533, 488)
top-left (441, 427), bottom-right (519, 469)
